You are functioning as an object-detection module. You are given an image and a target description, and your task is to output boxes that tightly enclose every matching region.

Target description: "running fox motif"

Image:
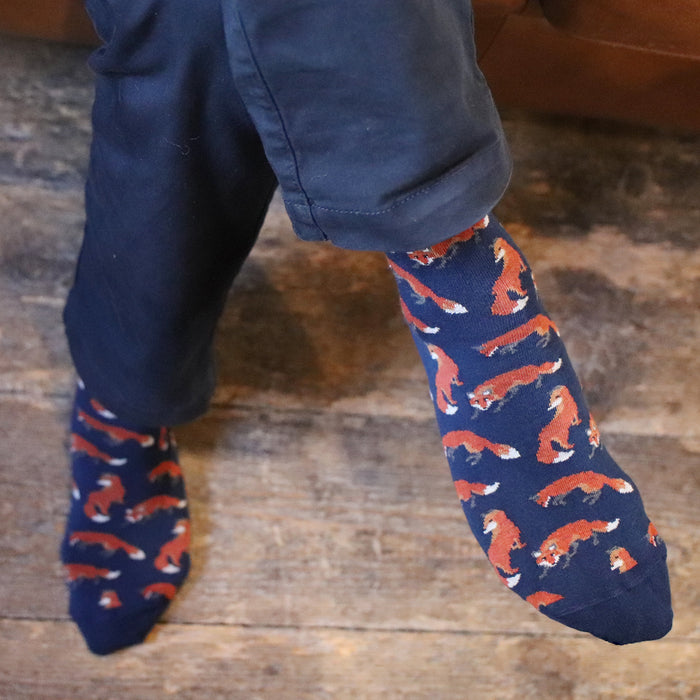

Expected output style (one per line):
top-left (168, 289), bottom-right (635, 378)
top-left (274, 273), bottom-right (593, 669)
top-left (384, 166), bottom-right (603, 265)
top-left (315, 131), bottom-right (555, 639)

top-left (84, 474), bottom-right (125, 523)
top-left (428, 344), bottom-right (463, 415)
top-left (90, 398), bottom-right (116, 419)
top-left (647, 522), bottom-right (660, 547)
top-left (155, 520), bottom-right (190, 574)
top-left (148, 460), bottom-right (183, 482)
top-left (533, 518), bottom-right (620, 569)
top-left (586, 414), bottom-right (601, 454)
top-left (407, 216), bottom-right (488, 265)
top-left (99, 590), bottom-right (123, 609)
top-left (71, 434), bottom-right (126, 466)
top-left (526, 591), bottom-right (565, 609)
top-left (491, 237), bottom-right (529, 315)
top-left (483, 510), bottom-right (525, 588)
top-left (78, 409), bottom-right (155, 447)
top-left (454, 479), bottom-right (500, 504)
top-left (125, 495), bottom-right (187, 523)
top-left (443, 429), bottom-right (520, 465)
top-left (532, 470), bottom-right (633, 507)
top-left (69, 531), bottom-right (145, 560)
top-left (477, 314), bottom-right (559, 357)
top-left (388, 259), bottom-right (467, 314)
top-left (468, 359), bottom-right (562, 411)
top-left (400, 298), bottom-right (439, 334)
top-left (142, 582), bottom-right (178, 600)
top-left (536, 385), bottom-right (581, 464)
top-left (65, 563), bottom-right (121, 583)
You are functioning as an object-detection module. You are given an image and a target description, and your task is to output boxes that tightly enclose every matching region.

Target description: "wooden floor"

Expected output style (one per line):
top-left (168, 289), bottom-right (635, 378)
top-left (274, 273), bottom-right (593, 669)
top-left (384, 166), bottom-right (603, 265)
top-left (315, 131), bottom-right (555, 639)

top-left (1, 37), bottom-right (698, 699)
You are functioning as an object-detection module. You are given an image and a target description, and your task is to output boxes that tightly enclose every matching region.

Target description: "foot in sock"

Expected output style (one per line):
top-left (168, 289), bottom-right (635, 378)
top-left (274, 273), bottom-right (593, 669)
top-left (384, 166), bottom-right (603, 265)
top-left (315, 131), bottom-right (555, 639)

top-left (61, 381), bottom-right (190, 654)
top-left (387, 215), bottom-right (673, 644)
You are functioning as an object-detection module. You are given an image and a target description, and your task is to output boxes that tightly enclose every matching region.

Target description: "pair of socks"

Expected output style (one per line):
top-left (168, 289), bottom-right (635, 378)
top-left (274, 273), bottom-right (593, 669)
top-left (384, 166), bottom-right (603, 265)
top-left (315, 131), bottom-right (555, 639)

top-left (62, 215), bottom-right (672, 654)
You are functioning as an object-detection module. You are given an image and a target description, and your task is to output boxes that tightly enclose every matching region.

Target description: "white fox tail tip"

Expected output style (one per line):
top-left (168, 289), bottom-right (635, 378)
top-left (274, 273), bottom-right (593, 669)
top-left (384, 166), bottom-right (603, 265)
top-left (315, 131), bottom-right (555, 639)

top-left (606, 518), bottom-right (621, 532)
top-left (506, 573), bottom-right (521, 588)
top-left (512, 297), bottom-right (529, 313)
top-left (159, 564), bottom-right (181, 575)
top-left (501, 447), bottom-right (520, 460)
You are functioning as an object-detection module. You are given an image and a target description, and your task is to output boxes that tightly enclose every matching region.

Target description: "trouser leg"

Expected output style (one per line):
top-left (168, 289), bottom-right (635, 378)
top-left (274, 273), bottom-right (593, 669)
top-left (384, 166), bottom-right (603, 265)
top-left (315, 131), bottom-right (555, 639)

top-left (64, 0), bottom-right (277, 426)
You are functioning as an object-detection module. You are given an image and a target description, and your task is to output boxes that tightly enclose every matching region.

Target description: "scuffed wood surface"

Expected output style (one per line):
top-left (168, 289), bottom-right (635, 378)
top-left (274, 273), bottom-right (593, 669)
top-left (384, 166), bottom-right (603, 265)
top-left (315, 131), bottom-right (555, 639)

top-left (1, 621), bottom-right (698, 700)
top-left (0, 34), bottom-right (698, 700)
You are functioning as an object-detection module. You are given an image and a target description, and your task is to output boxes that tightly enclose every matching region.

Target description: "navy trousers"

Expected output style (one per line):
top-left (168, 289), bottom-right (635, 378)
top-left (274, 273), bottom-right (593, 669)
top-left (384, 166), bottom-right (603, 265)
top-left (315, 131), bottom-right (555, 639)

top-left (64, 0), bottom-right (512, 425)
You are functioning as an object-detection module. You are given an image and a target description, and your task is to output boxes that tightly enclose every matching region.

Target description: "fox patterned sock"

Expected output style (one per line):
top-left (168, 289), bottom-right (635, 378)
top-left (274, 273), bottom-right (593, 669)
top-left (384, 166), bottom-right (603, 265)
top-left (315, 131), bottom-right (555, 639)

top-left (387, 215), bottom-right (673, 645)
top-left (61, 382), bottom-right (190, 655)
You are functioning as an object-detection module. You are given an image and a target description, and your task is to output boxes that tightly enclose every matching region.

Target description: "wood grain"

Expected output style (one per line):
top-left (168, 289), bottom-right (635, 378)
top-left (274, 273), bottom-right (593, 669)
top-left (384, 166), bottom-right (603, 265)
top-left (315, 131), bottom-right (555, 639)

top-left (1, 621), bottom-right (698, 700)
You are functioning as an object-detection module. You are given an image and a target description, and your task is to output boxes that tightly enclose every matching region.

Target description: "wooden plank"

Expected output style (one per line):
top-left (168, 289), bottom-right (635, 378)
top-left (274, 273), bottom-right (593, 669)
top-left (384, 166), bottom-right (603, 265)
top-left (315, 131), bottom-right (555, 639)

top-left (0, 38), bottom-right (91, 188)
top-left (1, 620), bottom-right (698, 699)
top-left (1, 397), bottom-right (697, 639)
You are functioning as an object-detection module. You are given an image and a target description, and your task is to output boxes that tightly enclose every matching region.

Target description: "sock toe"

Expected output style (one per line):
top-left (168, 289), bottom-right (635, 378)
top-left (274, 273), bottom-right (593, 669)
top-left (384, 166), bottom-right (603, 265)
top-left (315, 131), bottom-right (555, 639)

top-left (72, 600), bottom-right (170, 655)
top-left (552, 561), bottom-right (673, 645)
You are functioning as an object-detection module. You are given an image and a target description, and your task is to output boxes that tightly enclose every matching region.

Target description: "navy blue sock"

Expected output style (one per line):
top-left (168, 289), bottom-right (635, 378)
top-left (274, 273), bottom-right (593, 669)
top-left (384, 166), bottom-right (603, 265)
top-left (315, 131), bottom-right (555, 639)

top-left (61, 382), bottom-right (190, 654)
top-left (387, 215), bottom-right (673, 644)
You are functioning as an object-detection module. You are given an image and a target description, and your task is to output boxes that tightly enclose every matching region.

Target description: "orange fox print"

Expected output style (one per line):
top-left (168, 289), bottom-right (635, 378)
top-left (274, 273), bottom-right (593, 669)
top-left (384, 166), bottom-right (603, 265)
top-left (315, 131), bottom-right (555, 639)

top-left (407, 216), bottom-right (488, 265)
top-left (158, 427), bottom-right (173, 451)
top-left (477, 314), bottom-right (559, 357)
top-left (125, 495), bottom-right (187, 523)
top-left (84, 474), bottom-right (126, 523)
top-left (454, 479), bottom-right (500, 504)
top-left (90, 398), bottom-right (116, 419)
top-left (69, 531), bottom-right (146, 560)
top-left (647, 522), bottom-right (660, 547)
top-left (65, 563), bottom-right (121, 583)
top-left (468, 359), bottom-right (562, 411)
top-left (609, 546), bottom-right (638, 573)
top-left (443, 429), bottom-right (520, 465)
top-left (99, 590), bottom-right (123, 609)
top-left (428, 344), bottom-right (463, 415)
top-left (532, 470), bottom-right (634, 508)
top-left (526, 591), bottom-right (565, 609)
top-left (491, 237), bottom-right (529, 315)
top-left (71, 434), bottom-right (127, 466)
top-left (77, 410), bottom-right (155, 447)
top-left (533, 518), bottom-right (620, 569)
top-left (388, 260), bottom-right (467, 314)
top-left (142, 582), bottom-right (178, 600)
top-left (536, 386), bottom-right (581, 464)
top-left (483, 510), bottom-right (525, 588)
top-left (148, 460), bottom-right (183, 482)
top-left (586, 414), bottom-right (601, 454)
top-left (400, 298), bottom-right (439, 334)
top-left (154, 520), bottom-right (190, 574)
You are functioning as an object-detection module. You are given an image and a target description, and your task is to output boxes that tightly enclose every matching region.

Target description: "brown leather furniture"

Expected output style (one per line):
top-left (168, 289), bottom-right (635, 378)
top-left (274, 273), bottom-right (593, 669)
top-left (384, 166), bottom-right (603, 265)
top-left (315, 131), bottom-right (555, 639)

top-left (2, 0), bottom-right (699, 131)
